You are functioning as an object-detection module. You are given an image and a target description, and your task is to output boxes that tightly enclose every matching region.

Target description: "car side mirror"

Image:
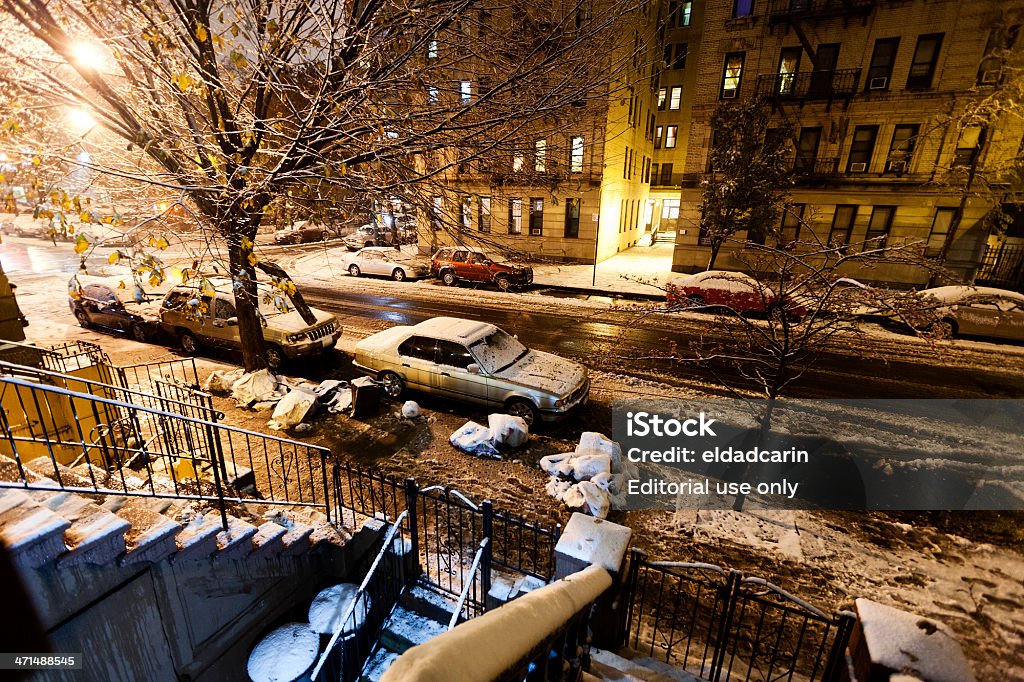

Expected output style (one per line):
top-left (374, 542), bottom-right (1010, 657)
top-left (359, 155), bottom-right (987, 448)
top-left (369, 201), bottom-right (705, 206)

top-left (226, 316), bottom-right (239, 326)
top-left (467, 363), bottom-right (480, 374)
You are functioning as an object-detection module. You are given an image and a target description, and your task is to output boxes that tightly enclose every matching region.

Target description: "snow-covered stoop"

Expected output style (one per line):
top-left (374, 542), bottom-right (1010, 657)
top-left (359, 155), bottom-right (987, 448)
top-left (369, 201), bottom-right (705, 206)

top-left (585, 648), bottom-right (707, 682)
top-left (0, 452), bottom-right (350, 572)
top-left (360, 582), bottom-right (461, 680)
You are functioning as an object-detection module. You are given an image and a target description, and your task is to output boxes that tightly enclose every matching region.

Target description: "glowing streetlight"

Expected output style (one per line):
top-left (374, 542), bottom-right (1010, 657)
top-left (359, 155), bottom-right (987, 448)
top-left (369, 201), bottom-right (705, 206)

top-left (71, 42), bottom-right (107, 71)
top-left (67, 108), bottom-right (97, 132)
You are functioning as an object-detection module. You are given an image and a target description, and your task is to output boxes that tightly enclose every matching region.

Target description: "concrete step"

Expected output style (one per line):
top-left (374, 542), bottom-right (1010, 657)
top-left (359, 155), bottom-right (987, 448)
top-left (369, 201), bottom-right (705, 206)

top-left (115, 501), bottom-right (182, 565)
top-left (250, 521), bottom-right (288, 556)
top-left (402, 583), bottom-right (458, 624)
top-left (215, 516), bottom-right (258, 560)
top-left (379, 604), bottom-right (449, 654)
top-left (40, 492), bottom-right (131, 566)
top-left (360, 647), bottom-right (400, 682)
top-left (0, 489), bottom-right (72, 569)
top-left (263, 511), bottom-right (315, 555)
top-left (589, 649), bottom-right (705, 682)
top-left (169, 506), bottom-right (221, 561)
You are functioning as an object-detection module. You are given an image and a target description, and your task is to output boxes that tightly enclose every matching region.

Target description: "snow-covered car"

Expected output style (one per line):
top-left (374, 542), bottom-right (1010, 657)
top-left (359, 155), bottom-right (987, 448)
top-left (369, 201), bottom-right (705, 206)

top-left (344, 224), bottom-right (396, 251)
top-left (343, 247), bottom-right (430, 281)
top-left (911, 286), bottom-right (1024, 340)
top-left (69, 281), bottom-right (161, 342)
top-left (666, 270), bottom-right (806, 318)
top-left (272, 221), bottom-right (341, 244)
top-left (351, 316), bottom-right (589, 424)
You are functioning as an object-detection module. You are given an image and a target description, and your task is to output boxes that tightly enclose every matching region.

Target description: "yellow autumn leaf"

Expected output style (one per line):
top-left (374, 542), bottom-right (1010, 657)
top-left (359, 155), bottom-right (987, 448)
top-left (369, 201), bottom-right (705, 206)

top-left (240, 236), bottom-right (253, 251)
top-left (0, 174), bottom-right (5, 183)
top-left (247, 252), bottom-right (257, 266)
top-left (118, 280), bottom-right (126, 289)
top-left (80, 211), bottom-right (92, 223)
top-left (195, 23), bottom-right (208, 42)
top-left (108, 252), bottom-right (120, 265)
top-left (174, 73), bottom-right (192, 91)
top-left (74, 235), bottom-right (90, 254)
top-left (154, 236), bottom-right (169, 250)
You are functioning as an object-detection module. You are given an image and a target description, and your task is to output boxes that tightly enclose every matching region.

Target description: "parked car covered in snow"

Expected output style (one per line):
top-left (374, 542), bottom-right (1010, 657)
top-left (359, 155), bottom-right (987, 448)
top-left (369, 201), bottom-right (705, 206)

top-left (666, 270), bottom-right (807, 319)
top-left (352, 316), bottom-right (589, 424)
top-left (342, 247), bottom-right (430, 281)
top-left (272, 221), bottom-right (342, 244)
top-left (430, 247), bottom-right (533, 291)
top-left (909, 286), bottom-right (1024, 341)
top-left (69, 281), bottom-right (161, 341)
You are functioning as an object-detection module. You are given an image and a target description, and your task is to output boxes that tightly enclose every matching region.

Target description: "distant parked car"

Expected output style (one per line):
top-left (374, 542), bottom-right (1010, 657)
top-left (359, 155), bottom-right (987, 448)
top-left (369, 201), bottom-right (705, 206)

top-left (343, 224), bottom-right (398, 251)
top-left (69, 282), bottom-right (161, 342)
top-left (273, 222), bottom-right (341, 245)
top-left (159, 278), bottom-right (341, 369)
top-left (352, 316), bottom-right (589, 424)
top-left (430, 247), bottom-right (533, 291)
top-left (343, 247), bottom-right (430, 281)
top-left (666, 270), bottom-right (806, 319)
top-left (910, 286), bottom-right (1024, 341)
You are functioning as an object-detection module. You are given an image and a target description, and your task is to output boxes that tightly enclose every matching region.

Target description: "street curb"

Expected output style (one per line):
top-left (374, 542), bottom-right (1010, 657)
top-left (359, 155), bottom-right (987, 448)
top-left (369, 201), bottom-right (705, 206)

top-left (529, 284), bottom-right (666, 303)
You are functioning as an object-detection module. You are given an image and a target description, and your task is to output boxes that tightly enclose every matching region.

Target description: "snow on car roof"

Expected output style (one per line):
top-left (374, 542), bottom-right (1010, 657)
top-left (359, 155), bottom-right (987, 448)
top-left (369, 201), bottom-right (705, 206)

top-left (668, 270), bottom-right (758, 291)
top-left (412, 316), bottom-right (496, 344)
top-left (919, 285), bottom-right (1024, 304)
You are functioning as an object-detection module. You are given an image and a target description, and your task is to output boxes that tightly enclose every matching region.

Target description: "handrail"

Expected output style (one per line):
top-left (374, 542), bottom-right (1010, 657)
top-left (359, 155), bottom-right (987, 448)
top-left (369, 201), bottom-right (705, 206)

top-left (449, 538), bottom-right (490, 630)
top-left (419, 484), bottom-right (480, 510)
top-left (0, 360), bottom-right (222, 419)
top-left (310, 510), bottom-right (410, 680)
top-left (741, 576), bottom-right (829, 619)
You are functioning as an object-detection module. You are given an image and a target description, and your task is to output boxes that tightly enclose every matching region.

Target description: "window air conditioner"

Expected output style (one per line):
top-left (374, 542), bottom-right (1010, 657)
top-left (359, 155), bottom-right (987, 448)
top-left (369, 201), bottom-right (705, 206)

top-left (529, 228), bottom-right (543, 236)
top-left (849, 162), bottom-right (867, 173)
top-left (721, 88), bottom-right (738, 99)
top-left (979, 69), bottom-right (1001, 84)
top-left (868, 76), bottom-right (888, 90)
top-left (887, 160), bottom-right (907, 173)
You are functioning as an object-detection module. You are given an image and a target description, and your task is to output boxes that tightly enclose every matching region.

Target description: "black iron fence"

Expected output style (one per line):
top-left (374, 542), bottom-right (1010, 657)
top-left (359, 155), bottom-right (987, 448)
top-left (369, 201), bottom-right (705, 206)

top-left (975, 243), bottom-right (1024, 292)
top-left (755, 69), bottom-right (862, 101)
top-left (622, 549), bottom-right (854, 682)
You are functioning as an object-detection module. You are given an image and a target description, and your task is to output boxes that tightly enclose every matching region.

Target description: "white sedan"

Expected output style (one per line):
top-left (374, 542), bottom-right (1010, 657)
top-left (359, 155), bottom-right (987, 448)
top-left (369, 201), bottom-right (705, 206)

top-left (342, 247), bottom-right (430, 282)
top-left (352, 317), bottom-right (590, 424)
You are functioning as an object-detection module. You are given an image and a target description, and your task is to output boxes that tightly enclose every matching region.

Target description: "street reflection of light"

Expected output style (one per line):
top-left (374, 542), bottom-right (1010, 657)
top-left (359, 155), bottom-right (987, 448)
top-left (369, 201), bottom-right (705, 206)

top-left (67, 108), bottom-right (96, 131)
top-left (156, 202), bottom-right (168, 211)
top-left (71, 42), bottom-right (106, 70)
top-left (76, 151), bottom-right (91, 164)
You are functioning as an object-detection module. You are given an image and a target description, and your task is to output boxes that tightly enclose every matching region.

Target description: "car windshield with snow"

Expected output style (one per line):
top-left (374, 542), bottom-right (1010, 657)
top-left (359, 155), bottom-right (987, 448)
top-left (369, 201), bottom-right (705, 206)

top-left (351, 316), bottom-right (588, 424)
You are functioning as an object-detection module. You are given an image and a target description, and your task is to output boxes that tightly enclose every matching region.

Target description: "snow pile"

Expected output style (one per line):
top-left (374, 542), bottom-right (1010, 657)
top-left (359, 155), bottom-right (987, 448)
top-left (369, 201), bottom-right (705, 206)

top-left (246, 622), bottom-right (319, 682)
top-left (202, 368), bottom-right (245, 394)
top-left (402, 401), bottom-right (421, 418)
top-left (540, 432), bottom-right (635, 519)
top-left (231, 369), bottom-right (286, 407)
top-left (268, 387), bottom-right (318, 430)
top-left (449, 414), bottom-right (530, 459)
top-left (314, 379), bottom-right (353, 414)
top-left (308, 583), bottom-right (371, 635)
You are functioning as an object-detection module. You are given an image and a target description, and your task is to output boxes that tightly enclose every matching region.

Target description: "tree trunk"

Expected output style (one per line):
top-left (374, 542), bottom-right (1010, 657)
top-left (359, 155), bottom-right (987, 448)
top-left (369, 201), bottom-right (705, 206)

top-left (707, 240), bottom-right (722, 270)
top-left (225, 230), bottom-right (266, 372)
top-left (732, 397), bottom-right (777, 512)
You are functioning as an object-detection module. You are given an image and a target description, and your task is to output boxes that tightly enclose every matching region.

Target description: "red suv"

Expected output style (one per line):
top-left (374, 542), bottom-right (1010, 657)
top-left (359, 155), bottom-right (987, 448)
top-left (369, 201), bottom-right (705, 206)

top-left (431, 247), bottom-right (534, 291)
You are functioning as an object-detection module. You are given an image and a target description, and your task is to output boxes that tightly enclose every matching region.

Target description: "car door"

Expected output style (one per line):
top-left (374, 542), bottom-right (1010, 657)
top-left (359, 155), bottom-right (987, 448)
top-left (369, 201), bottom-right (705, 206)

top-left (366, 251), bottom-right (389, 276)
top-left (465, 253), bottom-right (492, 283)
top-left (395, 336), bottom-right (437, 391)
top-left (953, 296), bottom-right (1001, 336)
top-left (434, 340), bottom-right (491, 406)
top-left (85, 285), bottom-right (120, 328)
top-left (995, 297), bottom-right (1024, 341)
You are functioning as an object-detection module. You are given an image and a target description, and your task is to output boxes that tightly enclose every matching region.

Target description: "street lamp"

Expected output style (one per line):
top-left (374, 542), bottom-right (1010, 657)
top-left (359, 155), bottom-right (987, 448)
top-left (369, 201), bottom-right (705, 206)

top-left (71, 41), bottom-right (107, 71)
top-left (66, 108), bottom-right (97, 133)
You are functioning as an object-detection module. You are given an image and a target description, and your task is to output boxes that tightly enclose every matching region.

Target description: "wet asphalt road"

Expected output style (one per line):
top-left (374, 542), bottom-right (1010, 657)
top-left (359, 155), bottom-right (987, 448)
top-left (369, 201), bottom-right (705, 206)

top-left (298, 284), bottom-right (1024, 400)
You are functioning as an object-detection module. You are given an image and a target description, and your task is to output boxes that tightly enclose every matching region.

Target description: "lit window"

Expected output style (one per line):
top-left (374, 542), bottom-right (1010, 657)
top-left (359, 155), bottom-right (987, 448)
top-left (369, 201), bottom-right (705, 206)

top-left (681, 1), bottom-right (692, 26)
top-left (657, 87), bottom-right (667, 111)
top-left (655, 126), bottom-right (664, 149)
top-left (460, 80), bottom-right (472, 104)
top-left (508, 198), bottom-right (522, 234)
top-left (427, 86), bottom-right (438, 104)
top-left (570, 136), bottom-right (584, 173)
top-left (431, 196), bottom-right (443, 231)
top-left (529, 197), bottom-right (544, 236)
top-left (669, 86), bottom-right (682, 110)
top-left (535, 139), bottom-right (547, 172)
top-left (460, 197), bottom-right (472, 231)
top-left (428, 39), bottom-right (438, 59)
top-left (479, 197), bottom-right (491, 233)
top-left (665, 125), bottom-right (678, 149)
top-left (513, 155), bottom-right (524, 172)
top-left (721, 52), bottom-right (745, 98)
top-left (734, 0), bottom-right (753, 18)
top-left (662, 199), bottom-right (680, 219)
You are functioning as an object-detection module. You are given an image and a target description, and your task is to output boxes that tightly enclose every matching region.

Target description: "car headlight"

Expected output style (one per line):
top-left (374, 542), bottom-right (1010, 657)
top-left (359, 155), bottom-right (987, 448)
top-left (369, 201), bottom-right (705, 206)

top-left (554, 397), bottom-right (565, 408)
top-left (287, 332), bottom-right (307, 343)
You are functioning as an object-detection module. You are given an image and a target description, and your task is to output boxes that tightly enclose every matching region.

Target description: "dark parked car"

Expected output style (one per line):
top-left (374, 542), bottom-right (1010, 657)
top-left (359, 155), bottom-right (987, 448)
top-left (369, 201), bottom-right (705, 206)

top-left (273, 221), bottom-right (342, 245)
top-left (430, 247), bottom-right (533, 291)
top-left (69, 282), bottom-right (161, 342)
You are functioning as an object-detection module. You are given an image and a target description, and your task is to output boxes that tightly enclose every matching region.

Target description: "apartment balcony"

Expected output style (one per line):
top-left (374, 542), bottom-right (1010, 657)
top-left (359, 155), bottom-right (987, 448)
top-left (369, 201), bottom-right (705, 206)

top-left (767, 0), bottom-right (875, 25)
top-left (755, 69), bottom-right (862, 103)
top-left (794, 156), bottom-right (840, 181)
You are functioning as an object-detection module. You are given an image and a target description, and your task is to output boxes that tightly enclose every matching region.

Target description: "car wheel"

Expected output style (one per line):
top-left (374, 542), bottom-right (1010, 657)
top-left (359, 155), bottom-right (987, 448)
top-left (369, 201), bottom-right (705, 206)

top-left (392, 268), bottom-right (406, 282)
top-left (179, 331), bottom-right (199, 355)
top-left (379, 371), bottom-right (404, 399)
top-left (74, 309), bottom-right (91, 329)
top-left (265, 345), bottom-right (285, 370)
top-left (441, 270), bottom-right (457, 286)
top-left (321, 230), bottom-right (331, 241)
top-left (494, 274), bottom-right (512, 292)
top-left (130, 323), bottom-right (148, 343)
top-left (505, 398), bottom-right (538, 426)
top-left (349, 264), bottom-right (361, 277)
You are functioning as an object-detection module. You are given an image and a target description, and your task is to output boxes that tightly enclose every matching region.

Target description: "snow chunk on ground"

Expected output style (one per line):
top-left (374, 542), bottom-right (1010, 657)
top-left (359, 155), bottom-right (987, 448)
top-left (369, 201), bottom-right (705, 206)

top-left (450, 421), bottom-right (500, 459)
top-left (572, 454), bottom-right (611, 481)
top-left (402, 401), bottom-right (421, 418)
top-left (541, 433), bottom-right (625, 518)
top-left (247, 622), bottom-right (319, 682)
top-left (231, 369), bottom-right (285, 407)
top-left (203, 368), bottom-right (244, 394)
top-left (268, 388), bottom-right (318, 430)
top-left (308, 583), bottom-right (370, 635)
top-left (540, 453), bottom-right (575, 477)
top-left (488, 413), bottom-right (529, 448)
top-left (578, 481), bottom-right (610, 519)
top-left (576, 432), bottom-right (622, 465)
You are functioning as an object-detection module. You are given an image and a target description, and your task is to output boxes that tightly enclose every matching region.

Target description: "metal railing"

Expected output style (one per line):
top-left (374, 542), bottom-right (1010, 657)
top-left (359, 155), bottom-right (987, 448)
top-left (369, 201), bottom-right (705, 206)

top-left (312, 511), bottom-right (410, 682)
top-left (0, 375), bottom-right (331, 530)
top-left (767, 0), bottom-right (874, 22)
top-left (450, 538), bottom-right (491, 630)
top-left (755, 69), bottom-right (862, 101)
top-left (0, 339), bottom-right (110, 376)
top-left (621, 549), bottom-right (855, 682)
top-left (795, 156), bottom-right (841, 178)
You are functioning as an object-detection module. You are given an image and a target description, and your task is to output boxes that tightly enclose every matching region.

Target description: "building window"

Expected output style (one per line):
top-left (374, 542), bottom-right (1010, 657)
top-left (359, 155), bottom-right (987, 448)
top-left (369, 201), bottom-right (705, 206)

top-left (529, 198), bottom-right (544, 236)
top-left (664, 125), bottom-right (678, 149)
top-left (655, 126), bottom-right (664, 149)
top-left (847, 125), bottom-right (879, 172)
top-left (460, 196), bottom-right (472, 231)
top-left (829, 205), bottom-right (857, 252)
top-left (953, 126), bottom-right (984, 167)
top-left (535, 139), bottom-right (546, 172)
top-left (779, 204), bottom-right (805, 246)
top-left (570, 136), bottom-right (584, 173)
top-left (427, 86), bottom-right (439, 104)
top-left (866, 38), bottom-right (899, 90)
top-left (479, 197), bottom-right (491, 233)
top-left (926, 208), bottom-right (956, 257)
top-left (431, 196), bottom-right (443, 231)
top-left (662, 198), bottom-right (680, 220)
top-left (776, 47), bottom-right (801, 95)
top-left (657, 87), bottom-right (667, 110)
top-left (906, 33), bottom-right (943, 89)
top-left (668, 86), bottom-right (682, 110)
top-left (564, 198), bottom-right (581, 238)
top-left (623, 147), bottom-right (629, 178)
top-left (885, 124), bottom-right (918, 173)
top-left (865, 206), bottom-right (895, 250)
top-left (664, 43), bottom-right (686, 69)
top-left (680, 0), bottom-right (692, 26)
top-left (513, 154), bottom-right (524, 172)
top-left (460, 80), bottom-right (472, 104)
top-left (734, 0), bottom-right (753, 18)
top-left (660, 163), bottom-right (674, 186)
top-left (428, 39), bottom-right (438, 60)
top-left (795, 127), bottom-right (822, 173)
top-left (508, 198), bottom-right (522, 234)
top-left (978, 25), bottom-right (1020, 85)
top-left (651, 163), bottom-right (660, 184)
top-left (721, 52), bottom-right (745, 99)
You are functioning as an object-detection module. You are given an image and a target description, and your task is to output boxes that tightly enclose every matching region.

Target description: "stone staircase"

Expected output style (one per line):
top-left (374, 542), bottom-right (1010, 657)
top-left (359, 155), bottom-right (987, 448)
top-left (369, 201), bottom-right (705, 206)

top-left (586, 648), bottom-right (706, 682)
